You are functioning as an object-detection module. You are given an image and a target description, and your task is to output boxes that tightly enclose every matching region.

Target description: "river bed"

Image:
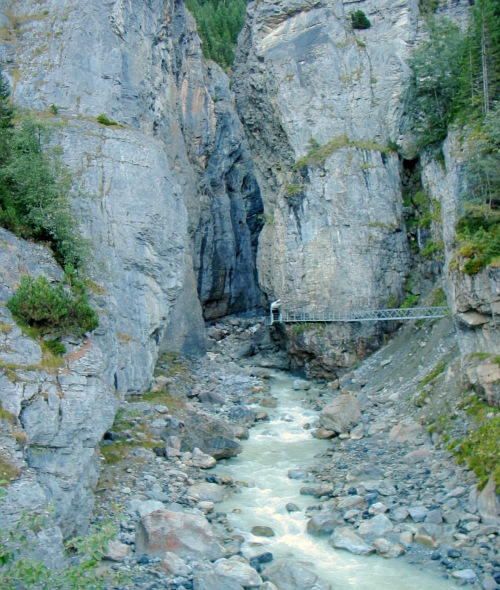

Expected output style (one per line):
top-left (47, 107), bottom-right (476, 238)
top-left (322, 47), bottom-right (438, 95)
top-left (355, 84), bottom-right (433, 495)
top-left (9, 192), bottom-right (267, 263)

top-left (215, 371), bottom-right (459, 589)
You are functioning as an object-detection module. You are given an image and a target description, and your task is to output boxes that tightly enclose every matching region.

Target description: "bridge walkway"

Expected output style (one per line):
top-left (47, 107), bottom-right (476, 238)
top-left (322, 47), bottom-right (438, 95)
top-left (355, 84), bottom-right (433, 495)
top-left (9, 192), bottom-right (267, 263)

top-left (267, 301), bottom-right (449, 326)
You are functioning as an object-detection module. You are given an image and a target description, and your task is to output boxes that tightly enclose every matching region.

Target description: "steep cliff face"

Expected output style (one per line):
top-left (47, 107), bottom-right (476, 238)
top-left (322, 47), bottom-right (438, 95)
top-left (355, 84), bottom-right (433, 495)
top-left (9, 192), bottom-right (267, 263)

top-left (233, 0), bottom-right (418, 370)
top-left (0, 0), bottom-right (262, 535)
top-left (422, 135), bottom-right (500, 357)
top-left (0, 228), bottom-right (119, 538)
top-left (2, 0), bottom-right (263, 359)
top-left (232, 0), bottom-right (484, 375)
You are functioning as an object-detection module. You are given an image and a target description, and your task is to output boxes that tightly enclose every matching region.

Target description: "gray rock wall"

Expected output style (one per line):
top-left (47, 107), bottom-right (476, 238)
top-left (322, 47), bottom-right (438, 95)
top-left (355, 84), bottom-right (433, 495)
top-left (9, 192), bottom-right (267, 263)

top-left (233, 0), bottom-right (417, 370)
top-left (422, 135), bottom-right (500, 356)
top-left (0, 0), bottom-right (263, 537)
top-left (234, 0), bottom-right (414, 315)
top-left (0, 228), bottom-right (119, 538)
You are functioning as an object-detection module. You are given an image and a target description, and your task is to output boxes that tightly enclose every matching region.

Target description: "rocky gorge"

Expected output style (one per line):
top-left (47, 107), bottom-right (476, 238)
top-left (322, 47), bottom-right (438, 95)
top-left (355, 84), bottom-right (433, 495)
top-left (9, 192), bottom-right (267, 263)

top-left (0, 0), bottom-right (499, 588)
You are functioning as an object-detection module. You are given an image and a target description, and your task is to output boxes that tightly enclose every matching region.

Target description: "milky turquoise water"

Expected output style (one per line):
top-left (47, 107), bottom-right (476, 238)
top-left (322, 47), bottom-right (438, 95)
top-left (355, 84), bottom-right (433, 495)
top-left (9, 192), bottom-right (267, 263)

top-left (215, 372), bottom-right (459, 589)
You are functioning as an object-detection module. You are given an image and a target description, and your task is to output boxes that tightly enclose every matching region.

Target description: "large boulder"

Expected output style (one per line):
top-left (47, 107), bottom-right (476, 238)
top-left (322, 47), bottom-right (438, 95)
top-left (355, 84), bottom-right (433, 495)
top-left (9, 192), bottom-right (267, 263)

top-left (319, 394), bottom-right (361, 434)
top-left (307, 511), bottom-right (344, 536)
top-left (135, 509), bottom-right (225, 561)
top-left (357, 514), bottom-right (393, 537)
top-left (465, 355), bottom-right (500, 407)
top-left (477, 475), bottom-right (500, 526)
top-left (193, 571), bottom-right (244, 590)
top-left (213, 556), bottom-right (263, 587)
top-left (330, 527), bottom-right (373, 555)
top-left (191, 447), bottom-right (217, 469)
top-left (180, 412), bottom-right (242, 459)
top-left (187, 482), bottom-right (229, 503)
top-left (263, 559), bottom-right (331, 590)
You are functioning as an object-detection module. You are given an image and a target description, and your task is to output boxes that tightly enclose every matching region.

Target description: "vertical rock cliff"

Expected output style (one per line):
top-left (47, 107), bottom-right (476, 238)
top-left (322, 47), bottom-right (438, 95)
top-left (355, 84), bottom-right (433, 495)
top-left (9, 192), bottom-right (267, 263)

top-left (233, 0), bottom-right (417, 372)
top-left (0, 0), bottom-right (262, 535)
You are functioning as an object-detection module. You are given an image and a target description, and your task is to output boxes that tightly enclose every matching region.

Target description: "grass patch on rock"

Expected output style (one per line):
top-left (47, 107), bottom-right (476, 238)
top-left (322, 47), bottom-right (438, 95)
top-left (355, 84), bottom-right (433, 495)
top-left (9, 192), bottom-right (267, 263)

top-left (0, 401), bottom-right (16, 425)
top-left (421, 360), bottom-right (447, 387)
top-left (140, 389), bottom-right (185, 409)
top-left (0, 453), bottom-right (20, 481)
top-left (100, 408), bottom-right (161, 466)
top-left (292, 134), bottom-right (394, 170)
top-left (449, 415), bottom-right (500, 489)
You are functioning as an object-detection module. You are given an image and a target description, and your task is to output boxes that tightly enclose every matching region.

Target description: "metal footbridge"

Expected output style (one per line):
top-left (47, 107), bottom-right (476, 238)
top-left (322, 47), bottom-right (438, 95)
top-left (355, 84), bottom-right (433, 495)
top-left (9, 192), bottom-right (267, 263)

top-left (267, 300), bottom-right (449, 326)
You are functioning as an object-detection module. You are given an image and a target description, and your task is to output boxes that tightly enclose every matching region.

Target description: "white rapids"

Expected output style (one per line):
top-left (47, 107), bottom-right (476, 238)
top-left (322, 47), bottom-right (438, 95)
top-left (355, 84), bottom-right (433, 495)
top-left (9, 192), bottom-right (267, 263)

top-left (215, 372), bottom-right (459, 589)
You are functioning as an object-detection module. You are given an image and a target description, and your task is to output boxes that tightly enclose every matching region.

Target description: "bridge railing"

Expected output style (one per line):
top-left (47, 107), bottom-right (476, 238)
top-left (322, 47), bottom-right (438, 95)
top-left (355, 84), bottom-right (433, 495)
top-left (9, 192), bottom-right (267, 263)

top-left (267, 305), bottom-right (450, 325)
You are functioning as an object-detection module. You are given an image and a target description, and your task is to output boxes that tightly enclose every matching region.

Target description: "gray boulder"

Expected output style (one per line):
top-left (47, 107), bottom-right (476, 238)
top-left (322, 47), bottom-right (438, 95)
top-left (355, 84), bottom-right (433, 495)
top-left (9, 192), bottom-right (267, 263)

top-left (263, 559), bottom-right (331, 590)
top-left (307, 511), bottom-right (343, 536)
top-left (330, 527), bottom-right (373, 555)
top-left (135, 509), bottom-right (225, 560)
top-left (358, 514), bottom-right (393, 537)
top-left (191, 447), bottom-right (217, 469)
top-left (372, 538), bottom-right (405, 558)
top-left (477, 475), bottom-right (500, 526)
top-left (213, 556), bottom-right (263, 587)
top-left (319, 394), bottom-right (361, 434)
top-left (188, 482), bottom-right (229, 503)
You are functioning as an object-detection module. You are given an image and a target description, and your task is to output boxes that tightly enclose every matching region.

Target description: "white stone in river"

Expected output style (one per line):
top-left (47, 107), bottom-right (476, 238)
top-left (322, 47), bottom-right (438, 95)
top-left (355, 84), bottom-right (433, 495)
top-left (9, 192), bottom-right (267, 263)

top-left (452, 569), bottom-right (477, 583)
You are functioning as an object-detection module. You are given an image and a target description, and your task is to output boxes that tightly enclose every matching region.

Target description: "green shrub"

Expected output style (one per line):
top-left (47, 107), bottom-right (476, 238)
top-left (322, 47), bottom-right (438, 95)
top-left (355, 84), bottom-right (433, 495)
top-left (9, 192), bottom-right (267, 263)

top-left (96, 114), bottom-right (118, 126)
top-left (7, 274), bottom-right (98, 338)
top-left (0, 78), bottom-right (88, 270)
top-left (419, 0), bottom-right (440, 14)
top-left (452, 416), bottom-right (500, 488)
top-left (43, 339), bottom-right (66, 356)
top-left (420, 238), bottom-right (444, 259)
top-left (401, 293), bottom-right (420, 308)
top-left (351, 10), bottom-right (371, 30)
top-left (455, 207), bottom-right (500, 273)
top-left (0, 501), bottom-right (123, 589)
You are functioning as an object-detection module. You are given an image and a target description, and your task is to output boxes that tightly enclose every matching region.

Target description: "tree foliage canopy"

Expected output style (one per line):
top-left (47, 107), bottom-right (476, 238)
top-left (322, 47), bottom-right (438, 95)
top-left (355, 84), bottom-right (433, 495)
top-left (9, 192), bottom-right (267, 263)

top-left (186, 0), bottom-right (247, 68)
top-left (405, 0), bottom-right (500, 273)
top-left (0, 64), bottom-right (87, 270)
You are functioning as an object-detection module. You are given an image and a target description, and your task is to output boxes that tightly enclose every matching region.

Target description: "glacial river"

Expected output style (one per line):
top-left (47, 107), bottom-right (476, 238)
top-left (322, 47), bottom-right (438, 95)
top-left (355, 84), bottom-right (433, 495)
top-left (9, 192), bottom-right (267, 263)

top-left (215, 372), bottom-right (458, 589)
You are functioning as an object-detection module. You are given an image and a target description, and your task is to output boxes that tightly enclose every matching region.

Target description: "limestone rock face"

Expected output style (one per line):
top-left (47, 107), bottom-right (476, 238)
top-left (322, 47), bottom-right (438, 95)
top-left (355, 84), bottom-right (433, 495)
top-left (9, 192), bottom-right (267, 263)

top-left (0, 0), bottom-right (263, 540)
top-left (234, 0), bottom-right (413, 336)
top-left (0, 230), bottom-right (119, 538)
top-left (319, 394), bottom-right (361, 433)
top-left (421, 134), bottom-right (500, 357)
top-left (4, 0), bottom-right (264, 365)
top-left (135, 509), bottom-right (226, 561)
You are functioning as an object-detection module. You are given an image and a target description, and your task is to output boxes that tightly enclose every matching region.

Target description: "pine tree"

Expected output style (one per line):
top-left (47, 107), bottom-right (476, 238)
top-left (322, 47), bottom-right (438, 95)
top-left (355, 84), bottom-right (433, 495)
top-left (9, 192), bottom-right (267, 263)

top-left (0, 65), bottom-right (14, 130)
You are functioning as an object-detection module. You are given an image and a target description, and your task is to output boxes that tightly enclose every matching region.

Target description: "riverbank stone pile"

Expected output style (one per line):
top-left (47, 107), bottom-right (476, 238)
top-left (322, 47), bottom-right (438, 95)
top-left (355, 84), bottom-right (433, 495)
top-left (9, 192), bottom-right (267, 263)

top-left (92, 315), bottom-right (499, 589)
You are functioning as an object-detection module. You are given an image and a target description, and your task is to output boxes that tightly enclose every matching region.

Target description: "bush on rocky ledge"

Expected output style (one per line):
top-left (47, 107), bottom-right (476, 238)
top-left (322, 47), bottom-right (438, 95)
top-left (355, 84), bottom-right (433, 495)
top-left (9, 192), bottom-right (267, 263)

top-left (7, 274), bottom-right (98, 338)
top-left (350, 10), bottom-right (371, 30)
